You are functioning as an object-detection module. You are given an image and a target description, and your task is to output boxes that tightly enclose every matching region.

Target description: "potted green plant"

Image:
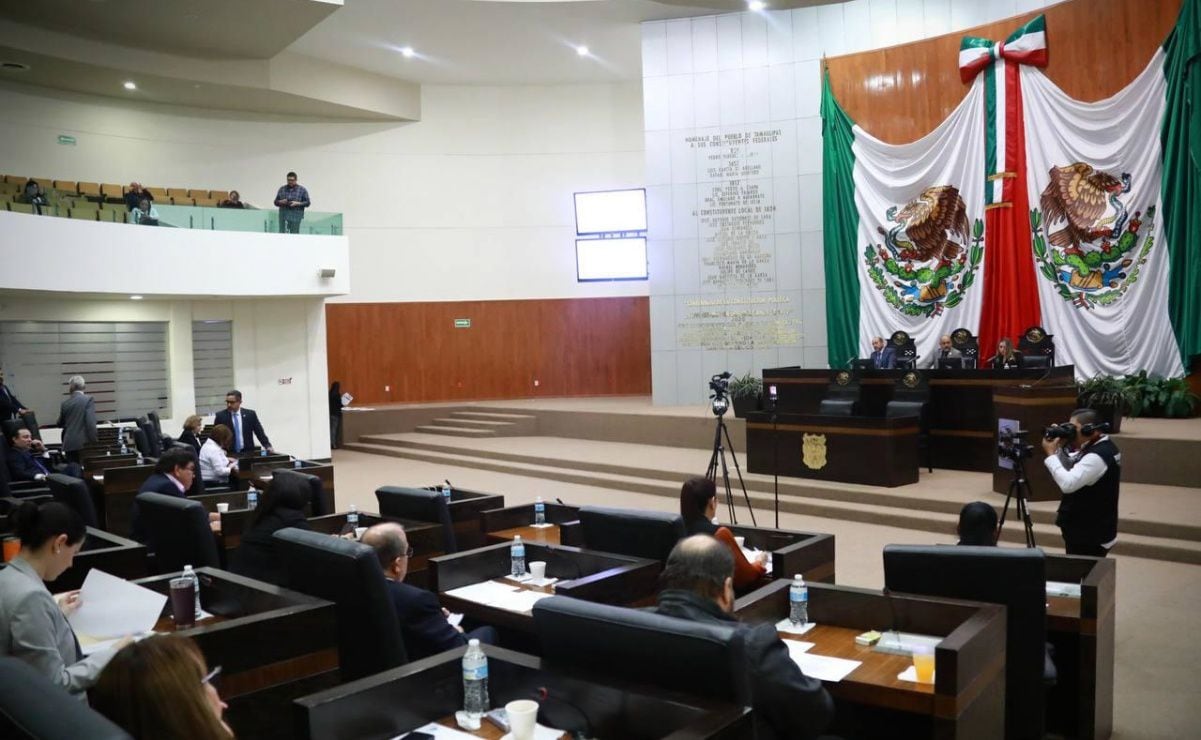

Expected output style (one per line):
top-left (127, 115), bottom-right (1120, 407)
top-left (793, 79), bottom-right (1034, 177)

top-left (1122, 371), bottom-right (1199, 418)
top-left (1076, 374), bottom-right (1133, 433)
top-left (728, 372), bottom-right (763, 418)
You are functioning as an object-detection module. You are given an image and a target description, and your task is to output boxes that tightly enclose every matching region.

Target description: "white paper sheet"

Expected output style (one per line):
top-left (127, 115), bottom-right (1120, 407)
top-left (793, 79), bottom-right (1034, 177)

top-left (1046, 581), bottom-right (1082, 598)
top-left (896, 665), bottom-right (935, 684)
top-left (740, 547), bottom-right (772, 575)
top-left (495, 589), bottom-right (553, 614)
top-left (445, 580), bottom-right (524, 606)
top-left (341, 392), bottom-right (354, 405)
top-left (67, 569), bottom-right (167, 641)
top-left (447, 612), bottom-right (464, 628)
top-left (775, 618), bottom-right (816, 635)
top-left (782, 639), bottom-right (815, 662)
top-left (790, 652), bottom-right (862, 683)
top-left (392, 722), bottom-right (562, 740)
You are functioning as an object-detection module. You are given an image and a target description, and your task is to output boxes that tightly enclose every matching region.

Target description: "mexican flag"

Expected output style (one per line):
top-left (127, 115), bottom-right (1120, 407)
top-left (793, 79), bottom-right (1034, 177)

top-left (824, 4), bottom-right (1201, 375)
top-left (821, 72), bottom-right (988, 367)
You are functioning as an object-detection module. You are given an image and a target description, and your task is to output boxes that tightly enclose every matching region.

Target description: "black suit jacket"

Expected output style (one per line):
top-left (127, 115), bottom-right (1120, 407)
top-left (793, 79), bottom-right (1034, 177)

top-left (5, 447), bottom-right (49, 483)
top-left (177, 430), bottom-right (202, 455)
top-left (232, 508), bottom-right (310, 586)
top-left (383, 578), bottom-right (467, 661)
top-left (0, 383), bottom-right (25, 420)
top-left (131, 472), bottom-right (187, 543)
top-left (653, 589), bottom-right (834, 740)
top-left (214, 408), bottom-right (271, 451)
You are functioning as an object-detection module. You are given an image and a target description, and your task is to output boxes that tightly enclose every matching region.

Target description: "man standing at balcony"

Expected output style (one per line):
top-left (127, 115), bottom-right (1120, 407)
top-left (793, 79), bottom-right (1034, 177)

top-left (274, 171), bottom-right (310, 234)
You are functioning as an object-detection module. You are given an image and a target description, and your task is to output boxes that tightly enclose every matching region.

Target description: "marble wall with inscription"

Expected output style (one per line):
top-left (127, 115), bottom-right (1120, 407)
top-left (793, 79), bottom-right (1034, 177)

top-left (642, 11), bottom-right (825, 405)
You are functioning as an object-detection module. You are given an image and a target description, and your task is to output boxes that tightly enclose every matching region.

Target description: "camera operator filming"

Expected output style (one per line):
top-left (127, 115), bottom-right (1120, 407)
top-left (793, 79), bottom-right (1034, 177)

top-left (1041, 409), bottom-right (1121, 558)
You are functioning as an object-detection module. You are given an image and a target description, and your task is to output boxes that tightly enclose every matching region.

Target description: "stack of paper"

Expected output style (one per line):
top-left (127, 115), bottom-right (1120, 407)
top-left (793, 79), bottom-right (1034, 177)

top-left (790, 652), bottom-right (862, 683)
top-left (67, 570), bottom-right (167, 654)
top-left (444, 581), bottom-right (553, 614)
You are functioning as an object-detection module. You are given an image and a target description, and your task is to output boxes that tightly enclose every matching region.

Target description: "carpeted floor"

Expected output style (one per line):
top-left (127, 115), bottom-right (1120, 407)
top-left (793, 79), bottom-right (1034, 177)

top-left (332, 448), bottom-right (1201, 739)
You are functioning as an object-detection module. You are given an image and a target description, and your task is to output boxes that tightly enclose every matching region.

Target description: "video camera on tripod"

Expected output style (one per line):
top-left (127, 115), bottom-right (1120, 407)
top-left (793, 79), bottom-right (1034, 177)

top-left (997, 426), bottom-right (1034, 462)
top-left (708, 372), bottom-right (732, 416)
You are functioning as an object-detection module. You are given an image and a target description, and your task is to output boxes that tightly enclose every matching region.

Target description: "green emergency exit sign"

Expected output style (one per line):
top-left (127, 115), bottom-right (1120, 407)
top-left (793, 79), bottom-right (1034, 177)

top-left (454, 318), bottom-right (471, 328)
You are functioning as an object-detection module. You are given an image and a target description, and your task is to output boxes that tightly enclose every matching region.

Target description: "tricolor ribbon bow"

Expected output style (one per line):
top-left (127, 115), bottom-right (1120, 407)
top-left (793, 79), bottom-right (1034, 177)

top-left (959, 14), bottom-right (1048, 83)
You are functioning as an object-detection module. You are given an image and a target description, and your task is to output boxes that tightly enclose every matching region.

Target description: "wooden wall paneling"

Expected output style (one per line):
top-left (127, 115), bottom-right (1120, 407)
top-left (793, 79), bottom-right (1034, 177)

top-left (325, 298), bottom-right (651, 405)
top-left (826, 0), bottom-right (1182, 144)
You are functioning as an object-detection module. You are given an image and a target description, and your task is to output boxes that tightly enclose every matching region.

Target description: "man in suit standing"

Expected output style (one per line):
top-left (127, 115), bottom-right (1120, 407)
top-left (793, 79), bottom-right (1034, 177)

top-left (651, 535), bottom-right (834, 740)
top-left (56, 376), bottom-right (97, 464)
top-left (0, 366), bottom-right (40, 440)
top-left (869, 336), bottom-right (897, 369)
top-left (215, 390), bottom-right (272, 454)
top-left (361, 522), bottom-right (495, 660)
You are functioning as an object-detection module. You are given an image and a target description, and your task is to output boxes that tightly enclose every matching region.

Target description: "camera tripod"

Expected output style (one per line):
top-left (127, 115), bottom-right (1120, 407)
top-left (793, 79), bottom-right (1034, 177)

top-left (706, 410), bottom-right (757, 526)
top-left (996, 453), bottom-right (1037, 548)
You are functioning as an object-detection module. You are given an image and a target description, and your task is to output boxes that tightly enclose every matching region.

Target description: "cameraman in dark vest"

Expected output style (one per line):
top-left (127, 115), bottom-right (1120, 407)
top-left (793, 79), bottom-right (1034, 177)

top-left (1041, 409), bottom-right (1121, 557)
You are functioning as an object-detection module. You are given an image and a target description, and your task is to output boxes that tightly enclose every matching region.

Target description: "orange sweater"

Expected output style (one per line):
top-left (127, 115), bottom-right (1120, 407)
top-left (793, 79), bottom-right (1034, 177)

top-left (714, 526), bottom-right (768, 591)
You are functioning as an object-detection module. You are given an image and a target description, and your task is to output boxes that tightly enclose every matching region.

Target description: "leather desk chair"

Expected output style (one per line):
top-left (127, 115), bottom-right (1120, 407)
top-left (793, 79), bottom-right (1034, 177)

top-left (0, 658), bottom-right (132, 740)
top-left (273, 528), bottom-right (407, 681)
top-left (533, 597), bottom-right (751, 735)
top-left (884, 371), bottom-right (932, 473)
top-left (375, 486), bottom-right (457, 553)
top-left (1020, 354), bottom-right (1052, 370)
top-left (884, 545), bottom-right (1050, 740)
top-left (818, 370), bottom-right (861, 417)
top-left (578, 505), bottom-right (686, 562)
top-left (0, 427), bottom-right (50, 499)
top-left (45, 473), bottom-right (99, 528)
top-left (135, 491), bottom-right (221, 574)
top-left (287, 470), bottom-right (331, 517)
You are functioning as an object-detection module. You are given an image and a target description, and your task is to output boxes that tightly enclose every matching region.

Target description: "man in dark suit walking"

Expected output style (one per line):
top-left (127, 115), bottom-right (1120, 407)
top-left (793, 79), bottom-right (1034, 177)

top-left (56, 376), bottom-right (97, 463)
top-left (361, 522), bottom-right (496, 660)
top-left (214, 390), bottom-right (272, 454)
top-left (0, 366), bottom-right (41, 440)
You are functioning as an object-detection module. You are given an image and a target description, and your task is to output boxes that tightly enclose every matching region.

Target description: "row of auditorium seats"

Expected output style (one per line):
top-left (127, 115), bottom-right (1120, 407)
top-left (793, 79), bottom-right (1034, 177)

top-left (0, 174), bottom-right (235, 204)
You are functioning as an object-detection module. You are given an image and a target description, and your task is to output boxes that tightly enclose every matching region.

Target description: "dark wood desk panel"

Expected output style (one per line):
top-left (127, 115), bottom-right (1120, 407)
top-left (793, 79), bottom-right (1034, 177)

top-left (88, 463), bottom-right (155, 537)
top-left (46, 527), bottom-right (147, 593)
top-left (735, 580), bottom-right (1005, 740)
top-left (762, 366), bottom-right (1075, 472)
top-left (1045, 555), bottom-right (1116, 740)
top-left (725, 525), bottom-right (836, 584)
top-left (420, 486), bottom-right (506, 551)
top-left (294, 645), bottom-right (751, 740)
top-left (135, 568), bottom-right (338, 740)
top-left (745, 413), bottom-right (919, 487)
top-left (249, 460), bottom-right (336, 513)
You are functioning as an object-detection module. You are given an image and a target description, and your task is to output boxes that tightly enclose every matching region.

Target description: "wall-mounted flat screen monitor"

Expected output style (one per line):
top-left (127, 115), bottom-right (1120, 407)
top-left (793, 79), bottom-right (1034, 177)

top-left (576, 237), bottom-right (648, 282)
top-left (574, 189), bottom-right (647, 235)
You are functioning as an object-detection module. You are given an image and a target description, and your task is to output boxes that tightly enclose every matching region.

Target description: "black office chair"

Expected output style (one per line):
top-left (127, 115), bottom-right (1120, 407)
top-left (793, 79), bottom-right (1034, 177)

top-left (890, 330), bottom-right (919, 369)
top-left (0, 427), bottom-right (51, 499)
top-left (578, 506), bottom-right (685, 562)
top-left (533, 597), bottom-right (751, 735)
top-left (1018, 325), bottom-right (1055, 367)
top-left (885, 371), bottom-right (932, 472)
top-left (135, 492), bottom-right (221, 574)
top-left (818, 369), bottom-right (861, 416)
top-left (45, 474), bottom-right (98, 528)
top-left (0, 657), bottom-right (132, 740)
top-left (147, 410), bottom-right (164, 439)
top-left (375, 486), bottom-right (457, 553)
top-left (950, 327), bottom-right (980, 368)
top-left (274, 469), bottom-right (329, 516)
top-left (139, 421), bottom-right (162, 458)
top-left (884, 545), bottom-right (1050, 740)
top-left (129, 425), bottom-right (153, 459)
top-left (273, 528), bottom-right (407, 681)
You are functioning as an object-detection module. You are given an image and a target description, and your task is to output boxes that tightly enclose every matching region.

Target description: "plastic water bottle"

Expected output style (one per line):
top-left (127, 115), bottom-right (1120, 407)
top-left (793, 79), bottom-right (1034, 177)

top-left (182, 564), bottom-right (202, 619)
top-left (260, 448), bottom-right (268, 457)
top-left (534, 496), bottom-right (546, 526)
top-left (461, 639), bottom-right (489, 727)
top-left (120, 440), bottom-right (128, 454)
top-left (347, 503), bottom-right (359, 529)
top-left (510, 536), bottom-right (526, 577)
top-left (789, 574), bottom-right (809, 627)
top-left (441, 483), bottom-right (451, 500)
top-left (136, 451), bottom-right (144, 465)
top-left (293, 457), bottom-right (302, 469)
top-left (246, 486), bottom-right (259, 510)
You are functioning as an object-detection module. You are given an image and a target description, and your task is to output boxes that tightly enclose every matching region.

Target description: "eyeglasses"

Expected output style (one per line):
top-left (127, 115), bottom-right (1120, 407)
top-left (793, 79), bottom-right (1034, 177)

top-left (201, 665), bottom-right (222, 686)
top-left (402, 546), bottom-right (415, 559)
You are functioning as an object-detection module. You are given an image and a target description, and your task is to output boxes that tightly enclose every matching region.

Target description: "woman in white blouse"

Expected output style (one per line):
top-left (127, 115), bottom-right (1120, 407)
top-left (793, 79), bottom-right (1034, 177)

top-left (198, 423), bottom-right (238, 485)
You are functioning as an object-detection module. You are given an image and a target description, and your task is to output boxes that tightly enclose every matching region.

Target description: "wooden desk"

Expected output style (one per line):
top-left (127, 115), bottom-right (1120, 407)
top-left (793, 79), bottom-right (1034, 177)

top-left (87, 463), bottom-right (155, 537)
top-left (293, 645), bottom-right (751, 740)
top-left (135, 567), bottom-right (337, 740)
top-left (762, 365), bottom-right (1076, 471)
top-left (725, 524), bottom-right (836, 584)
top-left (745, 413), bottom-right (919, 487)
top-left (487, 524), bottom-right (561, 546)
top-left (735, 580), bottom-right (1005, 740)
top-left (46, 527), bottom-right (147, 593)
top-left (420, 485), bottom-right (505, 550)
top-left (1044, 555), bottom-right (1116, 740)
top-left (430, 542), bottom-right (660, 639)
top-left (480, 502), bottom-right (580, 547)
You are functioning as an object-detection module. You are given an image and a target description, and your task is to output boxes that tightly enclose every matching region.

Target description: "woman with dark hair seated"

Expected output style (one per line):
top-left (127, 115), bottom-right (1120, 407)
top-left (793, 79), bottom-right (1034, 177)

top-left (231, 472), bottom-right (311, 585)
top-left (679, 476), bottom-right (768, 591)
top-left (0, 501), bottom-right (129, 698)
top-left (92, 634), bottom-right (232, 739)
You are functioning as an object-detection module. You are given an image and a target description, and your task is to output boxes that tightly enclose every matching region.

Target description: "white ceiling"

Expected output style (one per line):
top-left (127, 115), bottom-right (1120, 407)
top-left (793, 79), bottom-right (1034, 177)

top-left (287, 0), bottom-right (730, 86)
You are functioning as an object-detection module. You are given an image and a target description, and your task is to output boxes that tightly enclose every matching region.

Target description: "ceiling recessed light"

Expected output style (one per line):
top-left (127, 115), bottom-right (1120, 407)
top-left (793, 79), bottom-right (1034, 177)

top-left (748, 1), bottom-right (767, 11)
top-left (400, 46), bottom-right (415, 58)
top-left (130, 295), bottom-right (143, 300)
top-left (576, 45), bottom-right (590, 57)
top-left (123, 81), bottom-right (136, 90)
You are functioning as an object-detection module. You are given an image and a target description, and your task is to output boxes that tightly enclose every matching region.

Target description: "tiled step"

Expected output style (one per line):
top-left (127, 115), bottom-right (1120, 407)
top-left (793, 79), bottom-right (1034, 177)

top-left (410, 425), bottom-right (496, 438)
